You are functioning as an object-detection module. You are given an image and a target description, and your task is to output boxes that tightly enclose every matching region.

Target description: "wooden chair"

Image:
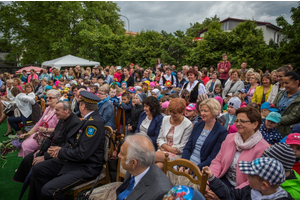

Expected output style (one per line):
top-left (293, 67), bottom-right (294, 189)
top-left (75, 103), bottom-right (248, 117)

top-left (114, 107), bottom-right (126, 136)
top-left (88, 157), bottom-right (126, 200)
top-left (70, 126), bottom-right (114, 199)
top-left (69, 95), bottom-right (74, 104)
top-left (40, 98), bottom-right (45, 113)
top-left (163, 153), bottom-right (207, 195)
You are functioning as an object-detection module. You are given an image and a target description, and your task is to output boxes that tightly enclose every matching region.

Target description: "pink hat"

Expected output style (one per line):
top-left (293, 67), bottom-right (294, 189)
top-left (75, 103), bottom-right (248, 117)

top-left (161, 101), bottom-right (170, 109)
top-left (55, 81), bottom-right (60, 87)
top-left (214, 96), bottom-right (223, 106)
top-left (149, 82), bottom-right (156, 88)
top-left (186, 103), bottom-right (196, 111)
top-left (286, 133), bottom-right (300, 146)
top-left (49, 68), bottom-right (53, 73)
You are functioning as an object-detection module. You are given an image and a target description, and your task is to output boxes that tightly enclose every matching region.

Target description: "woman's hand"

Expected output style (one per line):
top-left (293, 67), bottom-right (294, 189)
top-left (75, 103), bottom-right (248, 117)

top-left (169, 147), bottom-right (180, 155)
top-left (202, 166), bottom-right (213, 178)
top-left (38, 127), bottom-right (46, 133)
top-left (20, 133), bottom-right (27, 139)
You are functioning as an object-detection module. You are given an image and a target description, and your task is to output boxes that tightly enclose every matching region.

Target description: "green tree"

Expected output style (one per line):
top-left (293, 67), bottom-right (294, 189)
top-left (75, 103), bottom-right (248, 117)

top-left (276, 2), bottom-right (300, 67)
top-left (186, 15), bottom-right (220, 38)
top-left (0, 1), bottom-right (125, 65)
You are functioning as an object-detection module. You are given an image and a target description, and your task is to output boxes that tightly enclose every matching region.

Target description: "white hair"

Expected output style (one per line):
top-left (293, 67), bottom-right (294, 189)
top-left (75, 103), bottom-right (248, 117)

top-left (182, 65), bottom-right (189, 70)
top-left (125, 133), bottom-right (155, 168)
top-left (47, 89), bottom-right (61, 98)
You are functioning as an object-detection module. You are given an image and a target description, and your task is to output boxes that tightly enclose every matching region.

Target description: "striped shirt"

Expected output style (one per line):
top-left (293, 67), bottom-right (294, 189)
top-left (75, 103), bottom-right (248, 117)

top-left (190, 129), bottom-right (211, 166)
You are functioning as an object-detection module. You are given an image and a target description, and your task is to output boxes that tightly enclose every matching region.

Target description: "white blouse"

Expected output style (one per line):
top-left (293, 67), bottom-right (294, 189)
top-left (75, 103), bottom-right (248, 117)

top-left (139, 116), bottom-right (152, 135)
top-left (15, 93), bottom-right (36, 118)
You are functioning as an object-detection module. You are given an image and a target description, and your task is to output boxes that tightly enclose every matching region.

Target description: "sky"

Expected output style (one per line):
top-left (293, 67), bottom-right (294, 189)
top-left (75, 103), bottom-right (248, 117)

top-left (116, 1), bottom-right (298, 34)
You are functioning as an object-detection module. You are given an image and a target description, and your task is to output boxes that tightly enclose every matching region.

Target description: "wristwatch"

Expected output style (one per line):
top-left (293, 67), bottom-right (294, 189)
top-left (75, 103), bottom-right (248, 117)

top-left (46, 128), bottom-right (48, 133)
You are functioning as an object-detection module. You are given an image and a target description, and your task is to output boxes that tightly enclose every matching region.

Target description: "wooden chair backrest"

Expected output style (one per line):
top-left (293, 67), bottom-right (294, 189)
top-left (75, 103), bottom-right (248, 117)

top-left (70, 95), bottom-right (74, 104)
top-left (163, 153), bottom-right (207, 195)
top-left (104, 126), bottom-right (115, 158)
top-left (40, 98), bottom-right (45, 113)
top-left (114, 107), bottom-right (126, 135)
top-left (35, 95), bottom-right (38, 102)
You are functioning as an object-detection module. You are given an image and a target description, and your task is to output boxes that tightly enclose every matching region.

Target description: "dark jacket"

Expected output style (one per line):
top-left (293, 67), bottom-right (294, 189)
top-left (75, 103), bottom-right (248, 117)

top-left (120, 102), bottom-right (132, 125)
top-left (98, 100), bottom-right (116, 130)
top-left (128, 104), bottom-right (144, 132)
top-left (34, 84), bottom-right (41, 93)
top-left (120, 75), bottom-right (134, 87)
top-left (39, 113), bottom-right (81, 160)
top-left (182, 120), bottom-right (228, 170)
top-left (135, 111), bottom-right (163, 150)
top-left (58, 111), bottom-right (106, 174)
top-left (209, 176), bottom-right (294, 200)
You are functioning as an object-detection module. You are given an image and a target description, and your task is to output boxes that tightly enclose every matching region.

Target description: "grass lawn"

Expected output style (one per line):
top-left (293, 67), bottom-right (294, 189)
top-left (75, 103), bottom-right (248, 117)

top-left (0, 120), bottom-right (28, 200)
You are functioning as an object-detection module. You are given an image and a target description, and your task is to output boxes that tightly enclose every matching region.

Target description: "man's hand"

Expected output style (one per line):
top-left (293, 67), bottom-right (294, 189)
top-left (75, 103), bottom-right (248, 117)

top-left (48, 146), bottom-right (61, 158)
top-left (32, 156), bottom-right (45, 165)
top-left (33, 150), bottom-right (40, 157)
top-left (128, 124), bottom-right (132, 131)
top-left (205, 190), bottom-right (220, 200)
top-left (202, 166), bottom-right (213, 178)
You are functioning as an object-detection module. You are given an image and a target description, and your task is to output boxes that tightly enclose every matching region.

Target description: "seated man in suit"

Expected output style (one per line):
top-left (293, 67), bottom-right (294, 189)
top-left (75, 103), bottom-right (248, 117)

top-left (116, 133), bottom-right (174, 200)
top-left (28, 91), bottom-right (106, 200)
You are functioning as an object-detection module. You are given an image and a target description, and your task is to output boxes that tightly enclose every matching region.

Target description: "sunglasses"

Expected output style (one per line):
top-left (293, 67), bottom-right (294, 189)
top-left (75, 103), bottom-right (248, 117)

top-left (46, 96), bottom-right (56, 100)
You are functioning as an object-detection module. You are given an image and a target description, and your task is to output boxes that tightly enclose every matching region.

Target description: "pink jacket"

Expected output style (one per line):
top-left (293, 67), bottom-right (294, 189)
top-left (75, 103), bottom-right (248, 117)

top-left (28, 74), bottom-right (39, 83)
top-left (114, 72), bottom-right (122, 82)
top-left (209, 133), bottom-right (269, 189)
top-left (34, 106), bottom-right (59, 130)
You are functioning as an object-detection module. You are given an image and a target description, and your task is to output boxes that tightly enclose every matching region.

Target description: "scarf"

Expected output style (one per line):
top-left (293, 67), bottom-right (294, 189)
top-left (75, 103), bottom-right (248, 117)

top-left (251, 187), bottom-right (288, 200)
top-left (234, 130), bottom-right (262, 151)
top-left (98, 97), bottom-right (109, 108)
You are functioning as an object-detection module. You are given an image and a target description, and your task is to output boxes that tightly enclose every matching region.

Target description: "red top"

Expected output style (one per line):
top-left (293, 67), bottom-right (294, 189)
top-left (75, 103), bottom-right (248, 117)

top-left (293, 161), bottom-right (300, 175)
top-left (201, 76), bottom-right (210, 86)
top-left (217, 61), bottom-right (231, 80)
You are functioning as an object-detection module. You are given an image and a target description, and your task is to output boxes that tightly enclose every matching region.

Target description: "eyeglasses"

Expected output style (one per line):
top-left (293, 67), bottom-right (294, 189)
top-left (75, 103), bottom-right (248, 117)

top-left (97, 92), bottom-right (105, 95)
top-left (250, 77), bottom-right (255, 79)
top-left (235, 119), bottom-right (251, 124)
top-left (46, 96), bottom-right (56, 100)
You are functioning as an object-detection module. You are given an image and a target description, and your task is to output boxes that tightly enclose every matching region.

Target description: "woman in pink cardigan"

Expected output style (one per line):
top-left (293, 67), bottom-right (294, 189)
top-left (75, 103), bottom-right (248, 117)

top-left (18, 90), bottom-right (60, 157)
top-left (208, 107), bottom-right (269, 190)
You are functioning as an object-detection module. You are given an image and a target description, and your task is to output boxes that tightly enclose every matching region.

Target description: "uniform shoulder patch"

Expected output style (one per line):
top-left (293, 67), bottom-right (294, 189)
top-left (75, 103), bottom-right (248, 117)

top-left (86, 125), bottom-right (97, 137)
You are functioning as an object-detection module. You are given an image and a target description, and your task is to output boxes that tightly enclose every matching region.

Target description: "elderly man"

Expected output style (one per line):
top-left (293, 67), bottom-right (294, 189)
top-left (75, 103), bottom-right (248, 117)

top-left (13, 101), bottom-right (81, 183)
top-left (116, 134), bottom-right (173, 200)
top-left (28, 91), bottom-right (106, 200)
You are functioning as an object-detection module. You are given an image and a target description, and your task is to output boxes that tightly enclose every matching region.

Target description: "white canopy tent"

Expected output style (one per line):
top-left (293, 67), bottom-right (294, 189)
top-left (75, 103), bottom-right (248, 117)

top-left (41, 55), bottom-right (100, 70)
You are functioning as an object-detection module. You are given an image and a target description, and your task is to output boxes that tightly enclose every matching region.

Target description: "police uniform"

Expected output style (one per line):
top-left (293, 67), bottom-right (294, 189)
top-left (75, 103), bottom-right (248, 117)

top-left (28, 91), bottom-right (106, 200)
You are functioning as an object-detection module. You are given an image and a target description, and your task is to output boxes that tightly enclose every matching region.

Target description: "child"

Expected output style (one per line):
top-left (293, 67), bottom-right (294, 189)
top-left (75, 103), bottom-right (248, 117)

top-left (98, 78), bottom-right (103, 87)
top-left (259, 112), bottom-right (282, 145)
top-left (142, 80), bottom-right (150, 93)
top-left (286, 133), bottom-right (300, 175)
top-left (217, 115), bottom-right (226, 126)
top-left (127, 93), bottom-right (146, 134)
top-left (119, 92), bottom-right (132, 134)
top-left (151, 89), bottom-right (162, 101)
top-left (48, 80), bottom-right (54, 88)
top-left (148, 82), bottom-right (156, 96)
top-left (121, 81), bottom-right (128, 93)
top-left (180, 89), bottom-right (190, 104)
top-left (168, 93), bottom-right (179, 101)
top-left (203, 157), bottom-right (292, 200)
top-left (159, 96), bottom-right (169, 106)
top-left (127, 87), bottom-right (136, 99)
top-left (89, 85), bottom-right (98, 95)
top-left (214, 96), bottom-right (223, 115)
top-left (209, 83), bottom-right (222, 98)
top-left (235, 91), bottom-right (247, 107)
top-left (114, 66), bottom-right (122, 82)
top-left (185, 103), bottom-right (198, 125)
top-left (109, 87), bottom-right (119, 105)
top-left (91, 76), bottom-right (99, 87)
top-left (161, 101), bottom-right (170, 117)
top-left (223, 97), bottom-right (241, 131)
top-left (223, 93), bottom-right (233, 112)
top-left (262, 143), bottom-right (300, 200)
top-left (260, 102), bottom-right (279, 124)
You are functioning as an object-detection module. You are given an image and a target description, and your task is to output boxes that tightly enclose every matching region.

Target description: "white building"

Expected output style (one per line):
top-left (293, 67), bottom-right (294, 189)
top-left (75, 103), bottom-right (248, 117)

top-left (197, 17), bottom-right (283, 45)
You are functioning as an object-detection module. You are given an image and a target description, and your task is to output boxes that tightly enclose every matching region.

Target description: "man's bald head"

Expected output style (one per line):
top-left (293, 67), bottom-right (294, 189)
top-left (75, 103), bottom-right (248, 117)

top-left (125, 133), bottom-right (155, 168)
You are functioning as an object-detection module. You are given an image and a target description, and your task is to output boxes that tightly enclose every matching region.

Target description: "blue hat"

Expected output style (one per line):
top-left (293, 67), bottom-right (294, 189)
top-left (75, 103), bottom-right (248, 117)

top-left (79, 91), bottom-right (100, 104)
top-left (238, 89), bottom-right (246, 93)
top-left (116, 66), bottom-right (122, 70)
top-left (265, 112), bottom-right (281, 123)
top-left (164, 185), bottom-right (205, 200)
top-left (292, 123), bottom-right (300, 133)
top-left (166, 90), bottom-right (177, 95)
top-left (239, 157), bottom-right (286, 185)
top-left (127, 87), bottom-right (136, 93)
top-left (45, 86), bottom-right (53, 90)
top-left (261, 102), bottom-right (279, 112)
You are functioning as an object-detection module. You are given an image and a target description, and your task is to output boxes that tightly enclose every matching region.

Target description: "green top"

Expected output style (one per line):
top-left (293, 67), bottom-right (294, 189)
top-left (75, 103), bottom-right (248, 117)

top-left (281, 170), bottom-right (300, 200)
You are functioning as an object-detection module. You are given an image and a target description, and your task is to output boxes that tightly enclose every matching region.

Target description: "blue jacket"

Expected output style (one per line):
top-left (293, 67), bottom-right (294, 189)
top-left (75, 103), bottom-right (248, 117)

top-left (182, 120), bottom-right (228, 170)
top-left (223, 112), bottom-right (236, 130)
top-left (21, 75), bottom-right (28, 83)
top-left (135, 111), bottom-right (164, 150)
top-left (98, 100), bottom-right (116, 130)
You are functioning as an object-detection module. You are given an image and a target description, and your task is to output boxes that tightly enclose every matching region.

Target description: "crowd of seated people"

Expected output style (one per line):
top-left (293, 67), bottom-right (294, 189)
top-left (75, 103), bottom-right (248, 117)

top-left (0, 58), bottom-right (299, 199)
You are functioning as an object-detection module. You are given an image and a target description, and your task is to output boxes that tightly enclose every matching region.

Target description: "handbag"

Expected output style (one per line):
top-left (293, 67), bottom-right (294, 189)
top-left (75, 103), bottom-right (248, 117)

top-left (107, 134), bottom-right (124, 182)
top-left (3, 103), bottom-right (17, 115)
top-left (31, 102), bottom-right (42, 123)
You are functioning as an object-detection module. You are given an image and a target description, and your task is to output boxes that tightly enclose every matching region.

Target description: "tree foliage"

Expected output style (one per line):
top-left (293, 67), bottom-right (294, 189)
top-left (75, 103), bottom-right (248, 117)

top-left (186, 15), bottom-right (220, 38)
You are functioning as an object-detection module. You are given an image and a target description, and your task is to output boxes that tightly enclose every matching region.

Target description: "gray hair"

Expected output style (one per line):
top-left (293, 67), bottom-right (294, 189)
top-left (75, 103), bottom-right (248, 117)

top-left (182, 65), bottom-right (189, 70)
top-left (125, 133), bottom-right (155, 168)
top-left (57, 101), bottom-right (72, 114)
top-left (47, 89), bottom-right (61, 99)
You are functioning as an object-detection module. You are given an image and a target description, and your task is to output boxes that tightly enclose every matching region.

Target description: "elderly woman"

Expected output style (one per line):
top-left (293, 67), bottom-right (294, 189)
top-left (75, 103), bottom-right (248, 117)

top-left (251, 73), bottom-right (273, 104)
top-left (243, 72), bottom-right (260, 103)
top-left (96, 86), bottom-right (116, 130)
top-left (222, 69), bottom-right (244, 104)
top-left (182, 98), bottom-right (228, 171)
top-left (155, 98), bottom-right (193, 169)
top-left (267, 66), bottom-right (290, 104)
top-left (209, 107), bottom-right (269, 188)
top-left (7, 86), bottom-right (35, 135)
top-left (274, 71), bottom-right (300, 137)
top-left (180, 68), bottom-right (206, 103)
top-left (242, 69), bottom-right (253, 88)
top-left (205, 71), bottom-right (221, 96)
top-left (136, 96), bottom-right (164, 149)
top-left (18, 89), bottom-right (60, 157)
